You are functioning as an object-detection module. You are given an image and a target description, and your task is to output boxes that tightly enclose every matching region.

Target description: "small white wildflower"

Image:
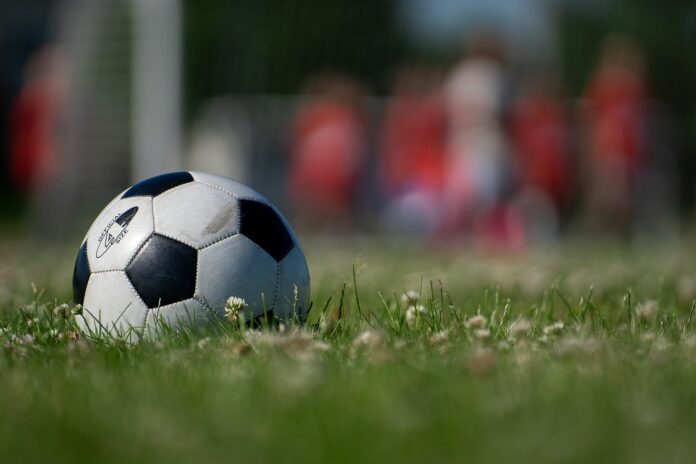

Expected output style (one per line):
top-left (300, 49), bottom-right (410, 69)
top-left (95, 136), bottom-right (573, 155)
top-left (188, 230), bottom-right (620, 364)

top-left (636, 300), bottom-right (658, 323)
top-left (465, 314), bottom-right (487, 330)
top-left (405, 305), bottom-right (427, 326)
top-left (352, 330), bottom-right (382, 350)
top-left (405, 307), bottom-right (416, 325)
top-left (400, 290), bottom-right (420, 306)
top-left (474, 328), bottom-right (491, 339)
top-left (543, 321), bottom-right (565, 336)
top-left (224, 296), bottom-right (247, 322)
top-left (312, 340), bottom-right (331, 352)
top-left (21, 334), bottom-right (34, 345)
top-left (683, 333), bottom-right (696, 349)
top-left (509, 318), bottom-right (532, 338)
top-left (48, 329), bottom-right (59, 338)
top-left (54, 303), bottom-right (70, 318)
top-left (678, 277), bottom-right (696, 301)
top-left (429, 330), bottom-right (449, 344)
top-left (554, 336), bottom-right (601, 357)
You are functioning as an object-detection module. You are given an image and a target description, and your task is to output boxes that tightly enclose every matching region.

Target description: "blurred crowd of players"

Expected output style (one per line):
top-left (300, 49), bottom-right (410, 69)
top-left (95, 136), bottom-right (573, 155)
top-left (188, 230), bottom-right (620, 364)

top-left (287, 33), bottom-right (673, 248)
top-left (7, 33), bottom-right (675, 246)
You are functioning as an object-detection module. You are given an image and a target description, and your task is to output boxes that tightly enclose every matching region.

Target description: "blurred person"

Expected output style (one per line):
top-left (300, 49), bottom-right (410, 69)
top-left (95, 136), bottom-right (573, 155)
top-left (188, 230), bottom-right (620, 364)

top-left (8, 45), bottom-right (68, 195)
top-left (511, 71), bottom-right (571, 209)
top-left (581, 34), bottom-right (647, 237)
top-left (440, 34), bottom-right (517, 248)
top-left (287, 74), bottom-right (366, 228)
top-left (379, 65), bottom-right (446, 235)
top-left (509, 71), bottom-right (572, 244)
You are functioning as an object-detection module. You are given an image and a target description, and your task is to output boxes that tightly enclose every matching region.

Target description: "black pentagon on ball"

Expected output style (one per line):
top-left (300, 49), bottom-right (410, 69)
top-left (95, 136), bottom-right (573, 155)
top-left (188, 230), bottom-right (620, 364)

top-left (239, 199), bottom-right (294, 262)
top-left (125, 234), bottom-right (197, 308)
top-left (72, 241), bottom-right (90, 305)
top-left (121, 171), bottom-right (194, 199)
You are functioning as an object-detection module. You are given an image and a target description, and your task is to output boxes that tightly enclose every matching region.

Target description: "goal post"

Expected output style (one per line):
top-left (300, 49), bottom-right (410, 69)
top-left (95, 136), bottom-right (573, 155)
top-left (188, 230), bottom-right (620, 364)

top-left (131, 0), bottom-right (182, 183)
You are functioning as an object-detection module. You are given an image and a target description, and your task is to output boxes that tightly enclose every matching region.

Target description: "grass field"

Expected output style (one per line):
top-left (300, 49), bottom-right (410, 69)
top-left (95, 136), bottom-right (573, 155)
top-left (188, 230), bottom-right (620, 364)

top-left (2, 235), bottom-right (696, 463)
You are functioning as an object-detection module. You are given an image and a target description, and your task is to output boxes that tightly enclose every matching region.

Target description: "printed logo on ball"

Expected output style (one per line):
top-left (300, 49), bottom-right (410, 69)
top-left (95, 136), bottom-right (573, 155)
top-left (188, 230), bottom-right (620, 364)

top-left (95, 207), bottom-right (139, 258)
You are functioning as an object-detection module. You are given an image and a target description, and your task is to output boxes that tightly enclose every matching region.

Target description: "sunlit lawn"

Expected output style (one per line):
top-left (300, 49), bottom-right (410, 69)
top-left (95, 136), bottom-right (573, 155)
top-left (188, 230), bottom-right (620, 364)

top-left (1, 236), bottom-right (696, 463)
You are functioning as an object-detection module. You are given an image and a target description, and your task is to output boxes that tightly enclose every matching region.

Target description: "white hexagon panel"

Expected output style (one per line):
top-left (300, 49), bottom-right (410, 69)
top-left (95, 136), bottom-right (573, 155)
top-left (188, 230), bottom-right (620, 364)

top-left (153, 181), bottom-right (240, 249)
top-left (197, 234), bottom-right (279, 319)
top-left (79, 271), bottom-right (148, 339)
top-left (85, 196), bottom-right (155, 272)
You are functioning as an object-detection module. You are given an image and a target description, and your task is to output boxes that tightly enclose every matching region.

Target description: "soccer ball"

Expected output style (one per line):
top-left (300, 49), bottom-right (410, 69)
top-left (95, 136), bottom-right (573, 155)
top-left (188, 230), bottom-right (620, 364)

top-left (72, 171), bottom-right (310, 338)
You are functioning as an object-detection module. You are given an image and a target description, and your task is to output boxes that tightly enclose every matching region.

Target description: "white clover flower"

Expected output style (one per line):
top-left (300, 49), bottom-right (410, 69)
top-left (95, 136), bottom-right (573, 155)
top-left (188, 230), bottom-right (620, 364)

top-left (474, 328), bottom-right (491, 339)
top-left (400, 290), bottom-right (420, 306)
top-left (636, 300), bottom-right (658, 323)
top-left (405, 304), bottom-right (427, 326)
top-left (53, 303), bottom-right (71, 318)
top-left (352, 330), bottom-right (382, 350)
top-left (312, 340), bottom-right (331, 353)
top-left (543, 321), bottom-right (565, 336)
top-left (21, 334), bottom-right (34, 345)
top-left (465, 314), bottom-right (487, 330)
top-left (224, 296), bottom-right (247, 322)
top-left (509, 318), bottom-right (532, 338)
top-left (429, 330), bottom-right (449, 344)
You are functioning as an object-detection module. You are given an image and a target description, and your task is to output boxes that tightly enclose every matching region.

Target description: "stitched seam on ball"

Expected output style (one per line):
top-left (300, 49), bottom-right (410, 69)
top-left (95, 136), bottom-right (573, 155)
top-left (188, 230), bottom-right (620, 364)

top-left (87, 198), bottom-right (153, 273)
top-left (148, 298), bottom-right (197, 312)
top-left (153, 230), bottom-right (197, 249)
top-left (195, 251), bottom-right (201, 296)
top-left (191, 181), bottom-right (283, 243)
top-left (125, 234), bottom-right (150, 269)
top-left (271, 261), bottom-right (281, 314)
top-left (198, 231), bottom-right (240, 251)
top-left (148, 196), bottom-right (156, 233)
top-left (145, 180), bottom-right (196, 201)
top-left (119, 270), bottom-right (151, 334)
top-left (200, 232), bottom-right (270, 258)
top-left (194, 180), bottom-right (237, 199)
top-left (194, 180), bottom-right (271, 208)
top-left (140, 307), bottom-right (150, 339)
top-left (193, 295), bottom-right (218, 318)
top-left (90, 269), bottom-right (129, 275)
